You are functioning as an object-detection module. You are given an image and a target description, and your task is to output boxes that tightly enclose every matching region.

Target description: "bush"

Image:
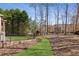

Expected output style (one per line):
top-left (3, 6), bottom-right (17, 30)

top-left (74, 31), bottom-right (79, 35)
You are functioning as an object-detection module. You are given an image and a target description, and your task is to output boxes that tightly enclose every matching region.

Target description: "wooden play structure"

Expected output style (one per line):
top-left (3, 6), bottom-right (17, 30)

top-left (0, 14), bottom-right (6, 41)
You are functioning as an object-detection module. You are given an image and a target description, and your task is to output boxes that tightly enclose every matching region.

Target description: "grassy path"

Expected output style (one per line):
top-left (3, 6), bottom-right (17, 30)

top-left (15, 38), bottom-right (53, 56)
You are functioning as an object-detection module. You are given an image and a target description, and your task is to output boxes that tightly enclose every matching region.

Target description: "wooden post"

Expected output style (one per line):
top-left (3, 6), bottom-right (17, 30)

top-left (0, 14), bottom-right (4, 48)
top-left (3, 20), bottom-right (6, 41)
top-left (0, 15), bottom-right (2, 48)
top-left (0, 14), bottom-right (4, 41)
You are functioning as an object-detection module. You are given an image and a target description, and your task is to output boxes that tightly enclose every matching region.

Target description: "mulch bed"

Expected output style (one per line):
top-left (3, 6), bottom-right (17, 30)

top-left (49, 35), bottom-right (79, 56)
top-left (0, 39), bottom-right (37, 56)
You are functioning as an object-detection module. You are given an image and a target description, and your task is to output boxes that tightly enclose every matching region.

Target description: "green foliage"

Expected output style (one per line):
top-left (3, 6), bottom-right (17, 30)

top-left (0, 8), bottom-right (29, 35)
top-left (31, 20), bottom-right (37, 33)
top-left (29, 17), bottom-right (38, 38)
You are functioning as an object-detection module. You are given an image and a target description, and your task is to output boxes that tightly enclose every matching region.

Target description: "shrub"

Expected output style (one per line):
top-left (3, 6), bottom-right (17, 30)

top-left (74, 31), bottom-right (79, 35)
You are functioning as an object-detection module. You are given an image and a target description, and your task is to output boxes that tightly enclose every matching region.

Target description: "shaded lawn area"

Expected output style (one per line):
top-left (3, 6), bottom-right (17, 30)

top-left (6, 35), bottom-right (32, 41)
top-left (15, 38), bottom-right (53, 56)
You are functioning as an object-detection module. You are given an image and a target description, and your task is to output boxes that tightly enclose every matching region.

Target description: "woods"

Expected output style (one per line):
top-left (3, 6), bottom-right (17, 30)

top-left (0, 3), bottom-right (78, 36)
top-left (0, 8), bottom-right (29, 35)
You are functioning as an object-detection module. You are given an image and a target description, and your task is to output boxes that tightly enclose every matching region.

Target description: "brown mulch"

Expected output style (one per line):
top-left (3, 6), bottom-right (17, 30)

top-left (49, 35), bottom-right (79, 56)
top-left (0, 39), bottom-right (37, 56)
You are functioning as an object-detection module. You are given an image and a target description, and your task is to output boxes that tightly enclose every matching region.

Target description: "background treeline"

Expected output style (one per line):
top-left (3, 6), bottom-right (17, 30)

top-left (0, 8), bottom-right (30, 36)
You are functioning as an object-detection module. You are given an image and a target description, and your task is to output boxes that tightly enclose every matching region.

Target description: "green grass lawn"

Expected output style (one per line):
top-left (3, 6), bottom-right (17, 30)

top-left (15, 38), bottom-right (53, 56)
top-left (6, 35), bottom-right (32, 41)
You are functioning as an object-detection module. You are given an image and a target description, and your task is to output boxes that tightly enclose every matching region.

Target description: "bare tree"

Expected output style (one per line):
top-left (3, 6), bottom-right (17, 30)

top-left (75, 3), bottom-right (79, 32)
top-left (56, 4), bottom-right (59, 34)
top-left (39, 4), bottom-right (44, 35)
top-left (45, 3), bottom-right (49, 34)
top-left (30, 4), bottom-right (37, 38)
top-left (53, 10), bottom-right (57, 34)
top-left (61, 14), bottom-right (65, 33)
top-left (71, 16), bottom-right (76, 33)
top-left (64, 4), bottom-right (68, 35)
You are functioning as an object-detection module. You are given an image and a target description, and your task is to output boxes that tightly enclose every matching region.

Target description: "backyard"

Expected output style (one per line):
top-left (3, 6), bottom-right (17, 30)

top-left (0, 3), bottom-right (79, 56)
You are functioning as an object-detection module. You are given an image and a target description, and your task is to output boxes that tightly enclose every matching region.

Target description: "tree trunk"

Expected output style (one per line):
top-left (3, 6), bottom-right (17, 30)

top-left (75, 3), bottom-right (79, 32)
top-left (64, 4), bottom-right (68, 35)
top-left (39, 5), bottom-right (43, 35)
top-left (33, 4), bottom-right (37, 39)
top-left (45, 4), bottom-right (48, 34)
top-left (56, 4), bottom-right (59, 34)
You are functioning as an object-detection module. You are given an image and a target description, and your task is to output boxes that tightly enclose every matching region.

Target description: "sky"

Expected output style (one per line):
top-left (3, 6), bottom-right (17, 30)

top-left (0, 3), bottom-right (77, 25)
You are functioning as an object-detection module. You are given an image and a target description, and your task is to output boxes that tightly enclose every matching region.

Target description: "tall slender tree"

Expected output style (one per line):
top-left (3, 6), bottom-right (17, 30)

top-left (45, 3), bottom-right (49, 34)
top-left (30, 4), bottom-right (37, 38)
top-left (39, 4), bottom-right (44, 35)
top-left (75, 3), bottom-right (79, 32)
top-left (61, 14), bottom-right (65, 33)
top-left (64, 4), bottom-right (68, 35)
top-left (56, 4), bottom-right (59, 34)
